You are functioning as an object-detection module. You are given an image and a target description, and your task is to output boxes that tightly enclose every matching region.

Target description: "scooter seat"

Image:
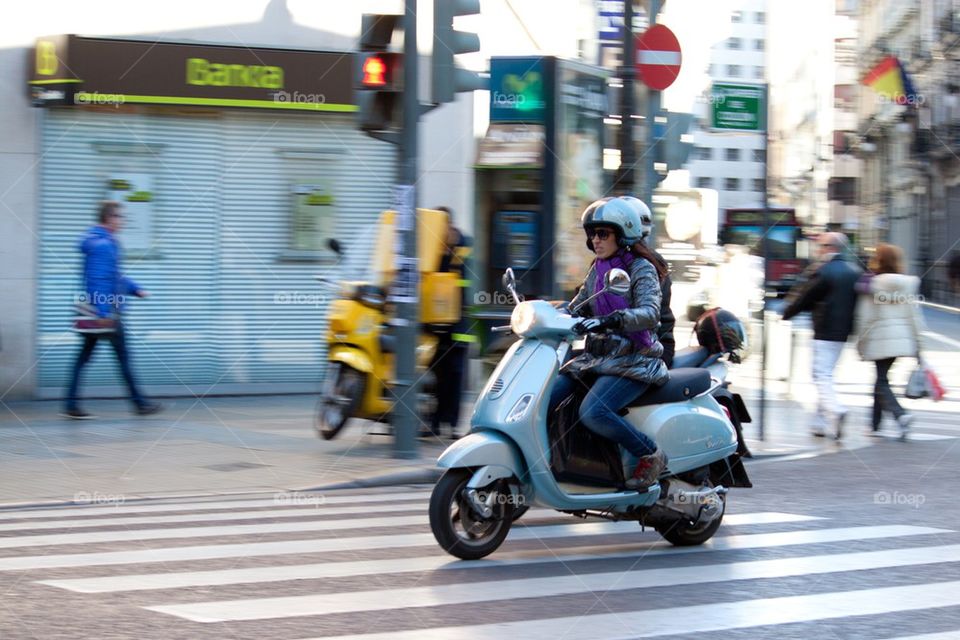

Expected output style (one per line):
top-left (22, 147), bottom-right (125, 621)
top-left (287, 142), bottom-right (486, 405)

top-left (628, 368), bottom-right (711, 407)
top-left (671, 346), bottom-right (710, 368)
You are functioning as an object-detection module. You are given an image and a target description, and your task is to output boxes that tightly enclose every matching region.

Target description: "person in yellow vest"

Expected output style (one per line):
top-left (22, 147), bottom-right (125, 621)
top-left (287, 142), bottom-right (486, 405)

top-left (424, 206), bottom-right (474, 439)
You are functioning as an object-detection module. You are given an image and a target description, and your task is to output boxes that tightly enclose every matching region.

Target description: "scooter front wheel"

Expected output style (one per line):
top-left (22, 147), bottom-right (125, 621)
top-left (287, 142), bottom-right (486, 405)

top-left (429, 469), bottom-right (514, 560)
top-left (315, 364), bottom-right (365, 440)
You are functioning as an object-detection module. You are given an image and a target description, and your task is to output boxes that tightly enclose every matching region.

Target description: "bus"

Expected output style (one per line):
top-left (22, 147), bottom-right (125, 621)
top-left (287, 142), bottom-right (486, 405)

top-left (719, 208), bottom-right (807, 294)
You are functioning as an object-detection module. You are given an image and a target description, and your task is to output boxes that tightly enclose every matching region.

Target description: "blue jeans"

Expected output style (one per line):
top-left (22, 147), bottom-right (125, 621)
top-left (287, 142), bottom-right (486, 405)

top-left (548, 373), bottom-right (656, 457)
top-left (65, 323), bottom-right (146, 410)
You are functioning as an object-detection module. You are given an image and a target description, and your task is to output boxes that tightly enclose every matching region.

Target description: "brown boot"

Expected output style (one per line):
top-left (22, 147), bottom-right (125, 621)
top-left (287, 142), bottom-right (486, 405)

top-left (624, 449), bottom-right (668, 491)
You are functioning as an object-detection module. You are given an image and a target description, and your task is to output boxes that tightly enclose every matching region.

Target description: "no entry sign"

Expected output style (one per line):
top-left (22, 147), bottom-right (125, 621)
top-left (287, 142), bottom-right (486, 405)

top-left (636, 24), bottom-right (682, 91)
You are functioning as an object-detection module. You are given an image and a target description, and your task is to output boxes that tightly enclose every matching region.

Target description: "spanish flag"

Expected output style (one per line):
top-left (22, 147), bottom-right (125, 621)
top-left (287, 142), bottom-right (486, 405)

top-left (862, 55), bottom-right (918, 106)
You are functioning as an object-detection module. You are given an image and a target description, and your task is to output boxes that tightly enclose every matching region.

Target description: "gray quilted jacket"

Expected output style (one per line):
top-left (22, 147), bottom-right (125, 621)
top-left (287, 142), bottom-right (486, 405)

top-left (563, 256), bottom-right (669, 385)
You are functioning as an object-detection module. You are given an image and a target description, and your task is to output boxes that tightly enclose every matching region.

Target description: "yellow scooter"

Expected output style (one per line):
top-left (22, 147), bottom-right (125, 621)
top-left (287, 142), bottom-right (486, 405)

top-left (315, 209), bottom-right (461, 440)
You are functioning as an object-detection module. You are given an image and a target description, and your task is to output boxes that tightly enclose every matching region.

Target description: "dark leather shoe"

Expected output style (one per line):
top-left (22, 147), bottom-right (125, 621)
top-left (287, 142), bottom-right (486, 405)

top-left (135, 402), bottom-right (164, 416)
top-left (60, 409), bottom-right (95, 420)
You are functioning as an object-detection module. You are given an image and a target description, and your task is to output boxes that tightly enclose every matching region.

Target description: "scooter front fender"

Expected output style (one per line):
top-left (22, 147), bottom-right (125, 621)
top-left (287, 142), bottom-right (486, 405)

top-left (437, 431), bottom-right (526, 481)
top-left (328, 346), bottom-right (374, 374)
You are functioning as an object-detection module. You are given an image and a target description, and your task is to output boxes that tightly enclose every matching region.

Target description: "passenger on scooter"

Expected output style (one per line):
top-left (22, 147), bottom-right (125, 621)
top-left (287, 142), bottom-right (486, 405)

top-left (548, 197), bottom-right (671, 491)
top-left (620, 196), bottom-right (675, 367)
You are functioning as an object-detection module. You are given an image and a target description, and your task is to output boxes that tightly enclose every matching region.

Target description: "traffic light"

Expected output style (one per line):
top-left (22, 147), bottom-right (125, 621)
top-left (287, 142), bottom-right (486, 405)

top-left (654, 111), bottom-right (696, 173)
top-left (357, 14), bottom-right (403, 132)
top-left (432, 0), bottom-right (485, 105)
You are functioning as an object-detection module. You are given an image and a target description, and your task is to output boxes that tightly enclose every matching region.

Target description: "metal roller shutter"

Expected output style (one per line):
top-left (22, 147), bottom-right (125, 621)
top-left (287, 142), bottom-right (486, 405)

top-left (37, 108), bottom-right (396, 397)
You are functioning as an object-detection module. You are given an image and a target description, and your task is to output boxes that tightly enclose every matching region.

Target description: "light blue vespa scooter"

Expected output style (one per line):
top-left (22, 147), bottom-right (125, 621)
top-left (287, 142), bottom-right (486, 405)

top-left (428, 268), bottom-right (752, 560)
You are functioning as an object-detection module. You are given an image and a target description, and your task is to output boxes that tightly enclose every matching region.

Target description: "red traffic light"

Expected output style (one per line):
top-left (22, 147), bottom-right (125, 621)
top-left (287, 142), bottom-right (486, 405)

top-left (362, 55), bottom-right (388, 87)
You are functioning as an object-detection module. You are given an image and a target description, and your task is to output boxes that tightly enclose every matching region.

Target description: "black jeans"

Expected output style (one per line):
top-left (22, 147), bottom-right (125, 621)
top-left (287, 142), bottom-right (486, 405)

top-left (65, 323), bottom-right (146, 410)
top-left (872, 357), bottom-right (905, 429)
top-left (429, 339), bottom-right (468, 432)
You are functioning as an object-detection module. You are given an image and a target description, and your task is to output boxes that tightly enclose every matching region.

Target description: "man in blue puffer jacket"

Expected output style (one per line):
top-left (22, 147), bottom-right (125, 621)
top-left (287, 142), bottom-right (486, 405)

top-left (62, 201), bottom-right (162, 419)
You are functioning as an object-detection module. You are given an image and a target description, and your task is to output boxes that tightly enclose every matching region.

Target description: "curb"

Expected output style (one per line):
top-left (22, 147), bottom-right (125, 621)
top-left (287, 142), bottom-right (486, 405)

top-left (305, 467), bottom-right (443, 491)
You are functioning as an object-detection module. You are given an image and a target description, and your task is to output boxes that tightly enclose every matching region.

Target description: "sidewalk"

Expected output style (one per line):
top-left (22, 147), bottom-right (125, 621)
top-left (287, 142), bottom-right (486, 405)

top-left (0, 378), bottom-right (851, 508)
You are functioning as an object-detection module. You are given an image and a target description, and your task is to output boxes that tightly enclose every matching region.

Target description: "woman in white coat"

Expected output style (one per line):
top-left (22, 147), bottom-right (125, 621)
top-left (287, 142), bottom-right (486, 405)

top-left (855, 244), bottom-right (926, 439)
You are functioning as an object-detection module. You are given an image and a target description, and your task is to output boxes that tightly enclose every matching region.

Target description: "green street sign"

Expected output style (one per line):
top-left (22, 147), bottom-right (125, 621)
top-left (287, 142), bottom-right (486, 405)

top-left (711, 83), bottom-right (765, 131)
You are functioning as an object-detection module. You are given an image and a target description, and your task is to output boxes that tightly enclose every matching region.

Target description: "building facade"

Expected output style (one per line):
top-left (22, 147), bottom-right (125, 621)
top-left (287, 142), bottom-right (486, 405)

top-left (688, 0), bottom-right (769, 216)
top-left (0, 4), bottom-right (477, 400)
top-left (857, 0), bottom-right (960, 305)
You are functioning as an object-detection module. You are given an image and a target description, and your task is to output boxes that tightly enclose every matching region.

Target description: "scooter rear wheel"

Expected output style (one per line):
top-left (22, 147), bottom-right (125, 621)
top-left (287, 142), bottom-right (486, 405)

top-left (655, 494), bottom-right (725, 546)
top-left (315, 365), bottom-right (365, 440)
top-left (429, 469), bottom-right (513, 560)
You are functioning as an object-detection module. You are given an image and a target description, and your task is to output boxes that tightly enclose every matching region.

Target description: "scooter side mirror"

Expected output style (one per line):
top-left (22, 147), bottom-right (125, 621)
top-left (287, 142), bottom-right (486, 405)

top-left (327, 238), bottom-right (343, 256)
top-left (501, 268), bottom-right (521, 305)
top-left (502, 268), bottom-right (516, 291)
top-left (605, 268), bottom-right (631, 296)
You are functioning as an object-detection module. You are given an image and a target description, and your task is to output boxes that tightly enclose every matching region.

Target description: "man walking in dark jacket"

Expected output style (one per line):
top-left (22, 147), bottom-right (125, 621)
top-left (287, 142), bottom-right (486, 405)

top-left (782, 232), bottom-right (861, 439)
top-left (62, 201), bottom-right (162, 419)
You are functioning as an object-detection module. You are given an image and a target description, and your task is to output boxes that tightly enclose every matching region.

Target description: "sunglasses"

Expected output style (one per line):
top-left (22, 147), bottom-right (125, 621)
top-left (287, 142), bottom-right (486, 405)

top-left (587, 228), bottom-right (614, 241)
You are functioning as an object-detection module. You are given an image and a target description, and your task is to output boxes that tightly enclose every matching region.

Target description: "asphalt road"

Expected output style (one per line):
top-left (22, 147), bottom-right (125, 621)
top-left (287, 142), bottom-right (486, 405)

top-left (1, 437), bottom-right (959, 640)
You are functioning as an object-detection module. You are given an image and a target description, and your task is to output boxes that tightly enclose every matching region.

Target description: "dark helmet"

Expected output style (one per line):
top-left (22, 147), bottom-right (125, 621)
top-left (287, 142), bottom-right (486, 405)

top-left (694, 308), bottom-right (748, 363)
top-left (581, 197), bottom-right (644, 251)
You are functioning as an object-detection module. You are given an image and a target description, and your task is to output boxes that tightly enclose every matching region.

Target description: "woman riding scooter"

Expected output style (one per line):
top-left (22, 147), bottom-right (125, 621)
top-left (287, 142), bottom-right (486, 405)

top-left (549, 197), bottom-right (671, 491)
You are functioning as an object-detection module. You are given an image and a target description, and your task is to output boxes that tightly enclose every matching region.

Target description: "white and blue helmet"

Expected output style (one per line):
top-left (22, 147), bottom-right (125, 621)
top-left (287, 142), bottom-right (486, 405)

top-left (619, 196), bottom-right (654, 240)
top-left (581, 197), bottom-right (644, 251)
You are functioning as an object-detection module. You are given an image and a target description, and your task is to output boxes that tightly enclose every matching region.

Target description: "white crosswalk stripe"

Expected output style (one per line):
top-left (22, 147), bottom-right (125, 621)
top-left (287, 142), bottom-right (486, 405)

top-left (6, 490), bottom-right (959, 639)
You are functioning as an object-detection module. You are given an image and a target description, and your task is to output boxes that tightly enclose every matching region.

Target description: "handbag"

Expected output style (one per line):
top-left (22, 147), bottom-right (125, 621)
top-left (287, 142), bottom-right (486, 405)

top-left (924, 365), bottom-right (946, 402)
top-left (905, 363), bottom-right (928, 399)
top-left (72, 299), bottom-right (118, 334)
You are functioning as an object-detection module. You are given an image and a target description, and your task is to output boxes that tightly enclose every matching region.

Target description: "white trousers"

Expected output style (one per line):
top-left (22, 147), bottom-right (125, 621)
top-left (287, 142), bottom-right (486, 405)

top-left (812, 339), bottom-right (846, 427)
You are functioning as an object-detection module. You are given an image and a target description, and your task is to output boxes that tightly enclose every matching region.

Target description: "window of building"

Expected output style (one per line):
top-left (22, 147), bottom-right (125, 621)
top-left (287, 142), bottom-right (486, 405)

top-left (725, 177), bottom-right (740, 191)
top-left (753, 149), bottom-right (766, 163)
top-left (728, 37), bottom-right (742, 49)
top-left (732, 10), bottom-right (742, 22)
top-left (755, 11), bottom-right (766, 23)
top-left (753, 178), bottom-right (765, 192)
top-left (754, 66), bottom-right (764, 79)
top-left (725, 148), bottom-right (741, 161)
top-left (755, 39), bottom-right (765, 51)
top-left (696, 146), bottom-right (713, 160)
top-left (727, 64), bottom-right (742, 77)
top-left (697, 176), bottom-right (712, 188)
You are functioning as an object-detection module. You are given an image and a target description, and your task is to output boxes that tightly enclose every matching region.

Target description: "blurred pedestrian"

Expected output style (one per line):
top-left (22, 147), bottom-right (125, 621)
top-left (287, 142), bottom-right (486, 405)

top-left (782, 231), bottom-right (862, 439)
top-left (855, 243), bottom-right (925, 440)
top-left (424, 206), bottom-right (473, 439)
top-left (948, 251), bottom-right (960, 294)
top-left (62, 201), bottom-right (162, 420)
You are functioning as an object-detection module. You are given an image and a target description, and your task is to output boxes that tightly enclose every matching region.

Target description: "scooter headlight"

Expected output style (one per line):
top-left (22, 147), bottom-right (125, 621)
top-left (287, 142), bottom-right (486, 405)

top-left (510, 302), bottom-right (537, 335)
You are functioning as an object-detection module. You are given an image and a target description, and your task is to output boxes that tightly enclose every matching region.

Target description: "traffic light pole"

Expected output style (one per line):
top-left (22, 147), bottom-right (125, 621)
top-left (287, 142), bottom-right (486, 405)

top-left (393, 0), bottom-right (420, 458)
top-left (615, 0), bottom-right (636, 195)
top-left (643, 0), bottom-right (662, 226)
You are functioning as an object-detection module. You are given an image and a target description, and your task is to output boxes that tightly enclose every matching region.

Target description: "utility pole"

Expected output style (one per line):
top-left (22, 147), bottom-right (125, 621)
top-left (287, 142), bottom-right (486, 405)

top-left (615, 0), bottom-right (637, 195)
top-left (392, 0), bottom-right (420, 458)
top-left (642, 0), bottom-right (663, 217)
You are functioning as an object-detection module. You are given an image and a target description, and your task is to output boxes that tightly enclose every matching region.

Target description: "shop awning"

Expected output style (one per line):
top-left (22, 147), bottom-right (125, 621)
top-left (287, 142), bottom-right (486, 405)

top-left (475, 123), bottom-right (545, 168)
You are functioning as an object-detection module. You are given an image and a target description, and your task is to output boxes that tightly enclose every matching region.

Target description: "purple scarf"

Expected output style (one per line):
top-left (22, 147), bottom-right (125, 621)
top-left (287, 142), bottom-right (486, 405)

top-left (594, 249), bottom-right (654, 349)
